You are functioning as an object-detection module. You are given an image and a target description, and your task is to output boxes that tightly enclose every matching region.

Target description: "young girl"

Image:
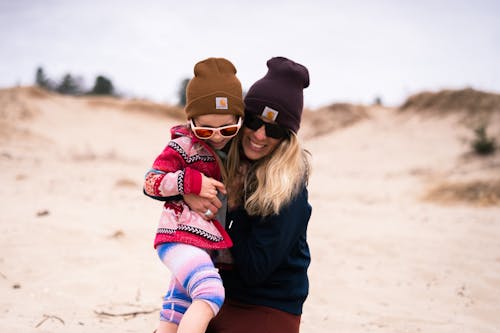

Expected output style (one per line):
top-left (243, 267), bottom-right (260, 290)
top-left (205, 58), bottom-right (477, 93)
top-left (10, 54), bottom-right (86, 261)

top-left (143, 57), bottom-right (244, 333)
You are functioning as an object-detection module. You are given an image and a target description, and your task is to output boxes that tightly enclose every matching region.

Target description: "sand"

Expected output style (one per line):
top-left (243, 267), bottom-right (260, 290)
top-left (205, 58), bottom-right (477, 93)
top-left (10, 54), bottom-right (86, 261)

top-left (1, 87), bottom-right (499, 333)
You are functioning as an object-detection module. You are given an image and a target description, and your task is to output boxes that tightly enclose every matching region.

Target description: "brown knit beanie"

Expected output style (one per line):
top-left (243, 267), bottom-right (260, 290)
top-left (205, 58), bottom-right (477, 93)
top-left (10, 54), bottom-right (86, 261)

top-left (185, 57), bottom-right (244, 119)
top-left (244, 57), bottom-right (309, 133)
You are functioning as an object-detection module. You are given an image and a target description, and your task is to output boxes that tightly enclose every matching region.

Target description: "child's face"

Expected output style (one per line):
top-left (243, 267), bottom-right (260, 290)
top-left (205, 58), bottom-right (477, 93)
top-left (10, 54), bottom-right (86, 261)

top-left (191, 114), bottom-right (240, 150)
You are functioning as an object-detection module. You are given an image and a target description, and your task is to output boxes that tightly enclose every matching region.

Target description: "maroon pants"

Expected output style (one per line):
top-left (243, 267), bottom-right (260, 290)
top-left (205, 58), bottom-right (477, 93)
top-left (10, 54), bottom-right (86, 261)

top-left (206, 299), bottom-right (301, 333)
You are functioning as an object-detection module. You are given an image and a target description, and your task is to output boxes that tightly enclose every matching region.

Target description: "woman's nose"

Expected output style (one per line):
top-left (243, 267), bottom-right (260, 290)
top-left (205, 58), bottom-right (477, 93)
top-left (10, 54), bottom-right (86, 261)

top-left (253, 125), bottom-right (267, 139)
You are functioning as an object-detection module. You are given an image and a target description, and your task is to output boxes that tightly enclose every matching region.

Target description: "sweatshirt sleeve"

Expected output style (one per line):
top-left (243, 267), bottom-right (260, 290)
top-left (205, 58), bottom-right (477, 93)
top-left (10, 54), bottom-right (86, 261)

top-left (143, 143), bottom-right (203, 198)
top-left (228, 187), bottom-right (312, 285)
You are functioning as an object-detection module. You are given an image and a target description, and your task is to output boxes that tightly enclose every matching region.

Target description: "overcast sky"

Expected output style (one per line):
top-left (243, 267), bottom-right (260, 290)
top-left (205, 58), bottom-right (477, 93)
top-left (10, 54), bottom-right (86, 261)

top-left (1, 0), bottom-right (499, 108)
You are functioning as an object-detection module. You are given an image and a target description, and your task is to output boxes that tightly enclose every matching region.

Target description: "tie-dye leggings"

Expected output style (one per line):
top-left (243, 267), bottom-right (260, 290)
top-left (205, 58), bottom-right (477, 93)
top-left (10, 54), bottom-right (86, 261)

top-left (156, 242), bottom-right (225, 325)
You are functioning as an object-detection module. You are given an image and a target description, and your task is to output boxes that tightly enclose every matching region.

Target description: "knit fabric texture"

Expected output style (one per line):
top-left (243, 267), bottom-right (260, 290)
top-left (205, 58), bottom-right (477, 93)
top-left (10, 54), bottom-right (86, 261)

top-left (185, 57), bottom-right (244, 119)
top-left (244, 57), bottom-right (310, 133)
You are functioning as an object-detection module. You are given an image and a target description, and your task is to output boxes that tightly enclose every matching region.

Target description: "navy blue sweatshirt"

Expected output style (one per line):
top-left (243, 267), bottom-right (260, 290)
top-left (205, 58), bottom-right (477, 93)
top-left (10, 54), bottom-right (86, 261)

top-left (221, 186), bottom-right (312, 315)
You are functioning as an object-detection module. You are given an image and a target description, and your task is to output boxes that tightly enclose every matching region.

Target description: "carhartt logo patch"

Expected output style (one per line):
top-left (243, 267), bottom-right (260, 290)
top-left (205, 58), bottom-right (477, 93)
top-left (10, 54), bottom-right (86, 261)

top-left (215, 97), bottom-right (228, 109)
top-left (262, 106), bottom-right (278, 121)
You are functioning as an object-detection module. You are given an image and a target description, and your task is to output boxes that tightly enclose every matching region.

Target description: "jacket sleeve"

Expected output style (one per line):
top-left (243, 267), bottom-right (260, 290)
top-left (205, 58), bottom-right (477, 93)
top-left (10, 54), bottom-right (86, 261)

top-left (143, 143), bottom-right (202, 198)
top-left (228, 186), bottom-right (311, 285)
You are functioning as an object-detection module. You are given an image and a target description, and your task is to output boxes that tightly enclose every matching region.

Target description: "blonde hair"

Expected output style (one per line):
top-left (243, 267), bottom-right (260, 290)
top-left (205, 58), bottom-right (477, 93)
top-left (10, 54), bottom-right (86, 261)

top-left (227, 132), bottom-right (311, 216)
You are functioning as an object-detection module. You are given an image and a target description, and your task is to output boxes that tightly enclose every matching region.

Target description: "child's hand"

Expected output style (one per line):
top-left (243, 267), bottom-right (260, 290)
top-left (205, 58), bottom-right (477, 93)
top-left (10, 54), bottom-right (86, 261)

top-left (199, 174), bottom-right (226, 200)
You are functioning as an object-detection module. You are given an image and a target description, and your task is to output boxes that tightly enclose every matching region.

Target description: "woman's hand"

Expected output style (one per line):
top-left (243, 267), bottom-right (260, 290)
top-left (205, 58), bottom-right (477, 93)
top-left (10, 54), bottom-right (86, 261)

top-left (184, 193), bottom-right (222, 220)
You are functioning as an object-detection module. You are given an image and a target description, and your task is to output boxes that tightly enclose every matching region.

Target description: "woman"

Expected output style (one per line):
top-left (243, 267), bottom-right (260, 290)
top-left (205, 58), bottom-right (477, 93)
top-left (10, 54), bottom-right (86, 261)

top-left (185, 56), bottom-right (312, 333)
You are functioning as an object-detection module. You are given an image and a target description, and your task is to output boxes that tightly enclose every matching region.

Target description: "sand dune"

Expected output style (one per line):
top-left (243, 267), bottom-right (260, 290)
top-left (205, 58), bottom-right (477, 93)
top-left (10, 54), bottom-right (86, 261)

top-left (1, 86), bottom-right (499, 333)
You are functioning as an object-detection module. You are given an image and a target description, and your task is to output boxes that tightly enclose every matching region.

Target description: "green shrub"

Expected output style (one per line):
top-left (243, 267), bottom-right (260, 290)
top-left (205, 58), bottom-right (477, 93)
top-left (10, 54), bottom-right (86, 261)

top-left (90, 75), bottom-right (114, 95)
top-left (472, 125), bottom-right (496, 155)
top-left (177, 78), bottom-right (190, 106)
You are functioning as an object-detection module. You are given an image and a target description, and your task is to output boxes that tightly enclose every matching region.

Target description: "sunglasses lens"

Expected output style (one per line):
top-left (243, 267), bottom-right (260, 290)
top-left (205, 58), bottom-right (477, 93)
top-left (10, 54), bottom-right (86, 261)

top-left (244, 114), bottom-right (263, 131)
top-left (244, 114), bottom-right (288, 139)
top-left (193, 128), bottom-right (214, 138)
top-left (265, 124), bottom-right (287, 139)
top-left (220, 126), bottom-right (239, 136)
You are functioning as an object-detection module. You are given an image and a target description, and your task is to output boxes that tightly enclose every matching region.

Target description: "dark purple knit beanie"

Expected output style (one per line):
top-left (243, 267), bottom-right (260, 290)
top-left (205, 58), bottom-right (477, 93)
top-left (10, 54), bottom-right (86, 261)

top-left (244, 57), bottom-right (310, 133)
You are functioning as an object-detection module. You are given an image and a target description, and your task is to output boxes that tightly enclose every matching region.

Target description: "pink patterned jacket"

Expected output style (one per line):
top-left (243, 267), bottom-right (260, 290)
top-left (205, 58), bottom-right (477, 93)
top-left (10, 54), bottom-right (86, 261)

top-left (144, 125), bottom-right (232, 250)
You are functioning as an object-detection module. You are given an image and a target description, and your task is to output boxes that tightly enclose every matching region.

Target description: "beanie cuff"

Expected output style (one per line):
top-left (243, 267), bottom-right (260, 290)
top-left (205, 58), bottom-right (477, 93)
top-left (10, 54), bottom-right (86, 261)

top-left (245, 97), bottom-right (300, 133)
top-left (186, 91), bottom-right (244, 119)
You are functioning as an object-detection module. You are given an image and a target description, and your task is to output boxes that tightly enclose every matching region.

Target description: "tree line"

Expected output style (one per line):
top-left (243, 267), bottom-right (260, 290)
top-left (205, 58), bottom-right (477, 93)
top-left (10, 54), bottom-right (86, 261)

top-left (35, 66), bottom-right (195, 107)
top-left (35, 66), bottom-right (115, 96)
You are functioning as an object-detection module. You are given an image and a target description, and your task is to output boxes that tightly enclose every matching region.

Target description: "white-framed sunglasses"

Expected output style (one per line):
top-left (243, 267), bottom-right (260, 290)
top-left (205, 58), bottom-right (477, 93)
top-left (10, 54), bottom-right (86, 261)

top-left (190, 117), bottom-right (242, 140)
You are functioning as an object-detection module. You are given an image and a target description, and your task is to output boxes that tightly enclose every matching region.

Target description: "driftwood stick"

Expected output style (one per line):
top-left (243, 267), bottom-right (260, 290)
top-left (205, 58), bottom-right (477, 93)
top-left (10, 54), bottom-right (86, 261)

top-left (35, 314), bottom-right (65, 328)
top-left (94, 308), bottom-right (158, 318)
